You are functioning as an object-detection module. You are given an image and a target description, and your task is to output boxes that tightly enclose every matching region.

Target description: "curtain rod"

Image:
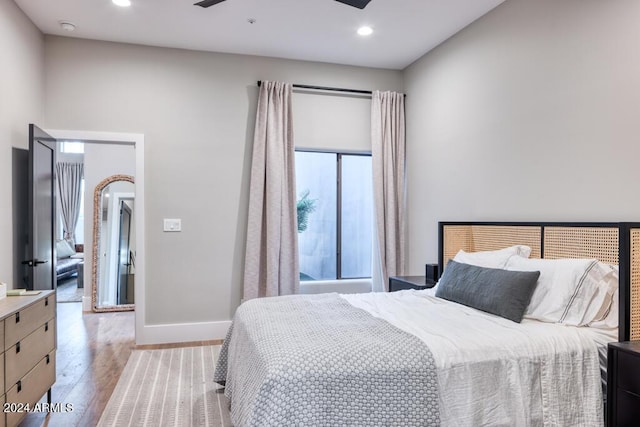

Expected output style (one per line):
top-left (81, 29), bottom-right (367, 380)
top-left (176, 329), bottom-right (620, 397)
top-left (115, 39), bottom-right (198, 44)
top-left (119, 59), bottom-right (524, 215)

top-left (258, 80), bottom-right (407, 98)
top-left (257, 80), bottom-right (371, 95)
top-left (256, 81), bottom-right (405, 97)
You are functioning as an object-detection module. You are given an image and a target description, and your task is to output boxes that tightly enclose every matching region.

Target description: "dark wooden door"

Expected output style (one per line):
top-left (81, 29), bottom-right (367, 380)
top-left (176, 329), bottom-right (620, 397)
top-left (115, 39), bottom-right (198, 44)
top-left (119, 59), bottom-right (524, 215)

top-left (26, 124), bottom-right (57, 290)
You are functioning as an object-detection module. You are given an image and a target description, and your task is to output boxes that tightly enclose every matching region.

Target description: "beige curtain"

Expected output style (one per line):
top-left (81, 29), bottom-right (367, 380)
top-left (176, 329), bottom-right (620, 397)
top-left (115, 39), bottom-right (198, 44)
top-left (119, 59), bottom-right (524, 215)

top-left (243, 81), bottom-right (299, 300)
top-left (371, 91), bottom-right (406, 292)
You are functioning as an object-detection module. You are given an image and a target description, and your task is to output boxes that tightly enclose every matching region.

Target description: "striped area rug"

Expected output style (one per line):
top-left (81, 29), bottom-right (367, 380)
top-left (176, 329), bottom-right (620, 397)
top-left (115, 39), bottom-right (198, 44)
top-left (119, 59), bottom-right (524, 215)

top-left (98, 346), bottom-right (231, 427)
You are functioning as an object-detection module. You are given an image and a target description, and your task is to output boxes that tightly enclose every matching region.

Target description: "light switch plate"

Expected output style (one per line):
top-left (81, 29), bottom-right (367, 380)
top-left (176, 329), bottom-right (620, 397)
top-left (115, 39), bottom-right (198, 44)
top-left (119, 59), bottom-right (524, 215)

top-left (163, 218), bottom-right (181, 232)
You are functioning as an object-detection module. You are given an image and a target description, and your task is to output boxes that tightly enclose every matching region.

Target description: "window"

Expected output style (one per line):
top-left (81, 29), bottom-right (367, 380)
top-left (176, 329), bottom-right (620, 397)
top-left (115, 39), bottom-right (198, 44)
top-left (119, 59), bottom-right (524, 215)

top-left (295, 150), bottom-right (373, 281)
top-left (60, 141), bottom-right (85, 154)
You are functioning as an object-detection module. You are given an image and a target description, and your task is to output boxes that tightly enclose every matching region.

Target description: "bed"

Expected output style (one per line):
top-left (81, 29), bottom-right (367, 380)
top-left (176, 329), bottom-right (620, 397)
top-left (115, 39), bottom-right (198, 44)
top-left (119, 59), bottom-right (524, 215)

top-left (214, 221), bottom-right (640, 426)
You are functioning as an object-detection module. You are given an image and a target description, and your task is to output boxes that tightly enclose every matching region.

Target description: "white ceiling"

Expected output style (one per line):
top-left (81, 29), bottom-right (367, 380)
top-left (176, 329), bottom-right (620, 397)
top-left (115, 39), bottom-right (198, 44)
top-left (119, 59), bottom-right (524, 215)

top-left (15, 0), bottom-right (504, 70)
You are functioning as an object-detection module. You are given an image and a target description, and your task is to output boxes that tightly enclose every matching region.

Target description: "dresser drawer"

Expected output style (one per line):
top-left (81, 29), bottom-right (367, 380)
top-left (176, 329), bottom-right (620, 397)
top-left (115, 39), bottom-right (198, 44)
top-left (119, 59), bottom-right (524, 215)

top-left (5, 321), bottom-right (55, 387)
top-left (618, 350), bottom-right (640, 396)
top-left (0, 352), bottom-right (4, 396)
top-left (5, 350), bottom-right (55, 427)
top-left (0, 319), bottom-right (4, 352)
top-left (4, 295), bottom-right (55, 350)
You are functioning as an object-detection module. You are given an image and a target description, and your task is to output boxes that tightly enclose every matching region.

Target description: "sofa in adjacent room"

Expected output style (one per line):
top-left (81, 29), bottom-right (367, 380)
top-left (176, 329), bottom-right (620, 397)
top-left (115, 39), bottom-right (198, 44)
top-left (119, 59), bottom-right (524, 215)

top-left (55, 239), bottom-right (83, 281)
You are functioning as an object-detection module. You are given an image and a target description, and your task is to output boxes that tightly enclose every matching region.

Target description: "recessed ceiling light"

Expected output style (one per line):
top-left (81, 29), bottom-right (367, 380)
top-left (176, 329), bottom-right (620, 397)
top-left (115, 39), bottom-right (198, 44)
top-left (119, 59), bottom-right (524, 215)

top-left (357, 26), bottom-right (373, 36)
top-left (112, 0), bottom-right (131, 7)
top-left (59, 21), bottom-right (76, 32)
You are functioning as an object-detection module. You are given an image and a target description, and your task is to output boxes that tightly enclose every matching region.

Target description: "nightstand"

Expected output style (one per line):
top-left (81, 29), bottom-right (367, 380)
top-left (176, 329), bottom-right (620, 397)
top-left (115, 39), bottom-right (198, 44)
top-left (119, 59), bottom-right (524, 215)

top-left (388, 276), bottom-right (436, 292)
top-left (607, 341), bottom-right (640, 427)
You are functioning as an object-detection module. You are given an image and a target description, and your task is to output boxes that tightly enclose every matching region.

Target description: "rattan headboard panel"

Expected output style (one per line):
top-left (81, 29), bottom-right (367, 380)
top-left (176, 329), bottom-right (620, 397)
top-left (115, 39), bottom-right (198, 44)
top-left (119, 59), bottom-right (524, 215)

top-left (543, 227), bottom-right (619, 265)
top-left (442, 225), bottom-right (542, 267)
top-left (442, 226), bottom-right (474, 265)
top-left (439, 221), bottom-right (640, 342)
top-left (630, 228), bottom-right (640, 341)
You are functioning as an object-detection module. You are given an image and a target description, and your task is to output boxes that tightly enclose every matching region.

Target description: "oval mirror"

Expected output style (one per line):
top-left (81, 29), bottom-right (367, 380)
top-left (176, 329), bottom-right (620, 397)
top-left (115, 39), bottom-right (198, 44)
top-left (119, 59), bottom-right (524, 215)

top-left (91, 174), bottom-right (135, 312)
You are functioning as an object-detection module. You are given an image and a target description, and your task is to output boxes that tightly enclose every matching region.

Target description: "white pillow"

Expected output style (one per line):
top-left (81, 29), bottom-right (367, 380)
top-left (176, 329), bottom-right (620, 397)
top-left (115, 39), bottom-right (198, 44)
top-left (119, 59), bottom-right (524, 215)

top-left (453, 245), bottom-right (532, 269)
top-left (505, 257), bottom-right (618, 326)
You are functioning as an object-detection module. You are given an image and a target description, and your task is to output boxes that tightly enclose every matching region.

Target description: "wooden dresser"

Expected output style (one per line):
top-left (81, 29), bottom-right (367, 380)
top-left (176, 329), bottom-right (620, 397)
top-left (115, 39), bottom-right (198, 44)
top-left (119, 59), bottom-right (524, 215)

top-left (0, 291), bottom-right (56, 427)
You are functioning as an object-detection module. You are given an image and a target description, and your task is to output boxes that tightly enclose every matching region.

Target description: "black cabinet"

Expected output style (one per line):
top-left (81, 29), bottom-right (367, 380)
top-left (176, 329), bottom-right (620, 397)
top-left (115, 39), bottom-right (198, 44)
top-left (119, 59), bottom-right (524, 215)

top-left (388, 276), bottom-right (436, 292)
top-left (607, 341), bottom-right (640, 426)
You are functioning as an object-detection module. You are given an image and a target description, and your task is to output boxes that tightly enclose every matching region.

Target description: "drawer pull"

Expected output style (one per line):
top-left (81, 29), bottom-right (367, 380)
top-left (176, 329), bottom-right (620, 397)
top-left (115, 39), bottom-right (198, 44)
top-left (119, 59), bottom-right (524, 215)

top-left (16, 312), bottom-right (20, 323)
top-left (16, 341), bottom-right (20, 353)
top-left (46, 354), bottom-right (50, 364)
top-left (45, 322), bottom-right (49, 332)
top-left (17, 380), bottom-right (22, 393)
top-left (45, 297), bottom-right (49, 306)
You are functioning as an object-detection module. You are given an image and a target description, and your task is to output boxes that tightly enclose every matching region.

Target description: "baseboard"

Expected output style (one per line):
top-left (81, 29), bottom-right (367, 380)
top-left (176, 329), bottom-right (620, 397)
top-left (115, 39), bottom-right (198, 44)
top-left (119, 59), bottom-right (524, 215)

top-left (82, 295), bottom-right (92, 311)
top-left (135, 320), bottom-right (232, 346)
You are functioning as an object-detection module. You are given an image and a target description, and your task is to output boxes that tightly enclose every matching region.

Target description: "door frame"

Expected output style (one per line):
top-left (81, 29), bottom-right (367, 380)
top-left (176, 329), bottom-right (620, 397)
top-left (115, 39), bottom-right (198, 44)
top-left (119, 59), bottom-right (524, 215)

top-left (47, 129), bottom-right (145, 345)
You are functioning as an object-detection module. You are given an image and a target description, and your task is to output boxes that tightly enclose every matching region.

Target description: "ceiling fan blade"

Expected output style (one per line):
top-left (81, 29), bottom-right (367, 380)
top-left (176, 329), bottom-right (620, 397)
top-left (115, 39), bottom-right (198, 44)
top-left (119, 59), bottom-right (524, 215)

top-left (194, 0), bottom-right (226, 8)
top-left (335, 0), bottom-right (372, 9)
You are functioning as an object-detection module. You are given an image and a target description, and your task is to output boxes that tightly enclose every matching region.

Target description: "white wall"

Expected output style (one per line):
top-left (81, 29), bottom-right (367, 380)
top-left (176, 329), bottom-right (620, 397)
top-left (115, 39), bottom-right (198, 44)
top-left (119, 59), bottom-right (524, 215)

top-left (403, 0), bottom-right (640, 273)
top-left (43, 36), bottom-right (403, 338)
top-left (0, 1), bottom-right (44, 288)
top-left (83, 143), bottom-right (135, 310)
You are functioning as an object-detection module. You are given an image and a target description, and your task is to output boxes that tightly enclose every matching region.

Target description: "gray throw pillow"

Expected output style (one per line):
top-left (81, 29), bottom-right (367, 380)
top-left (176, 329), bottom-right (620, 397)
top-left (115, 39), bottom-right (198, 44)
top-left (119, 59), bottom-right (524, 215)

top-left (435, 260), bottom-right (540, 323)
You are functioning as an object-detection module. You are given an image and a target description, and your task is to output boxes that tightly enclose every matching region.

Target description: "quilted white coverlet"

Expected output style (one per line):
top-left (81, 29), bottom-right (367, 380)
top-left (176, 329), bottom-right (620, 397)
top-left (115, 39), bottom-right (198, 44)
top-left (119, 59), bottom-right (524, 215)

top-left (214, 293), bottom-right (440, 427)
top-left (342, 289), bottom-right (609, 427)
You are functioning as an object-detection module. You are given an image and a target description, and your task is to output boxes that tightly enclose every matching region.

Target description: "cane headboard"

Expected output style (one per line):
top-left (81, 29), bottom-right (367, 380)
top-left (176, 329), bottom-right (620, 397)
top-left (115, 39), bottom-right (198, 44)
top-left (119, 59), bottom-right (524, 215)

top-left (438, 222), bottom-right (640, 342)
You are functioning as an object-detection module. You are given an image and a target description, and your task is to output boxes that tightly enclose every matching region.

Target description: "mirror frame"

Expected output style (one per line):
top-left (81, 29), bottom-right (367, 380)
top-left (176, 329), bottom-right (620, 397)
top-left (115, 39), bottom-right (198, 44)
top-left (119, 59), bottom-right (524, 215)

top-left (91, 174), bottom-right (135, 312)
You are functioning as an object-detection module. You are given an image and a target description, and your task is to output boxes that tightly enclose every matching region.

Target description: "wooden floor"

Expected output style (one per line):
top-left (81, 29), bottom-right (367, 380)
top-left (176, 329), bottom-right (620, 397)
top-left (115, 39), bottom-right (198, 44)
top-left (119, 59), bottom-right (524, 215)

top-left (55, 277), bottom-right (83, 303)
top-left (20, 302), bottom-right (136, 427)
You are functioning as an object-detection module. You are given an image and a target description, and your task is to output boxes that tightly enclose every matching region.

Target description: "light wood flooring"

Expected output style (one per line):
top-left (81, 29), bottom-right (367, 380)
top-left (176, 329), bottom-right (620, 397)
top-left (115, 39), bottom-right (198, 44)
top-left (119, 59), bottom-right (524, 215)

top-left (55, 277), bottom-right (84, 303)
top-left (20, 302), bottom-right (135, 427)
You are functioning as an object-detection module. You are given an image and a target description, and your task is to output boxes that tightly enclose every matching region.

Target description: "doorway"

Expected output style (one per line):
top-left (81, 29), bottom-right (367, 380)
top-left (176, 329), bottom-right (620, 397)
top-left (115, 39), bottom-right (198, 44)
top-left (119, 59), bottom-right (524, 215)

top-left (47, 129), bottom-right (145, 344)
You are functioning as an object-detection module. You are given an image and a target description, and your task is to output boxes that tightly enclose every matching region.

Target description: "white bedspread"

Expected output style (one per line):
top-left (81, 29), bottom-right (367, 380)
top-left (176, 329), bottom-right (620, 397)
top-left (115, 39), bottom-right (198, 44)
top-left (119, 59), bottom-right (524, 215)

top-left (341, 289), bottom-right (615, 427)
